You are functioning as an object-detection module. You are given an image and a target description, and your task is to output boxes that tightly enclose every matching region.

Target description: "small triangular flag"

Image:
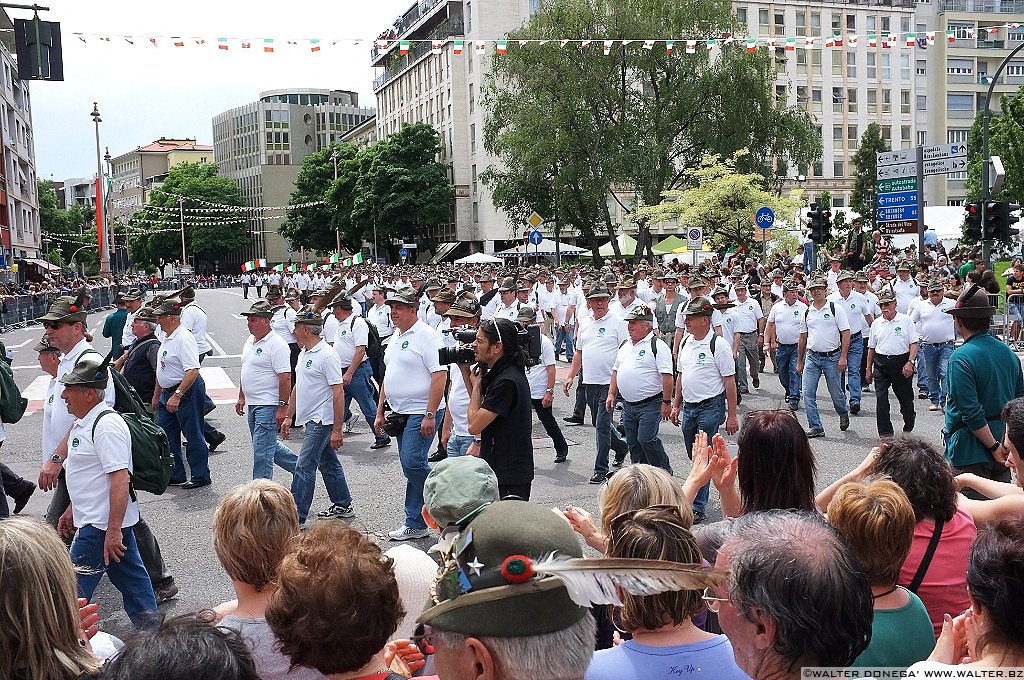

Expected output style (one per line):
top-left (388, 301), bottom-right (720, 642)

top-left (400, 40), bottom-right (410, 55)
top-left (685, 40), bottom-right (696, 53)
top-left (746, 38), bottom-right (757, 53)
top-left (431, 39), bottom-right (443, 54)
top-left (665, 40), bottom-right (673, 54)
top-left (453, 39), bottom-right (464, 54)
top-left (925, 31), bottom-right (935, 46)
top-left (310, 39), bottom-right (321, 52)
top-left (496, 39), bottom-right (508, 54)
top-left (603, 39), bottom-right (613, 55)
top-left (475, 40), bottom-right (486, 53)
top-left (264, 38), bottom-right (274, 53)
top-left (643, 39), bottom-right (655, 50)
top-left (217, 38), bottom-right (229, 51)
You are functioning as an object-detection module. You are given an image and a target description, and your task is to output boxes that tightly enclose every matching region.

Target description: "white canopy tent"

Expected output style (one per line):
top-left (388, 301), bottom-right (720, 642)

top-left (454, 252), bottom-right (503, 264)
top-left (493, 239), bottom-right (587, 258)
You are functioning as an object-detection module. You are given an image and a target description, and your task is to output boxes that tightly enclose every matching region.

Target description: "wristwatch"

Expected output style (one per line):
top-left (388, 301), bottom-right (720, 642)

top-left (174, 389), bottom-right (185, 396)
top-left (278, 400), bottom-right (289, 407)
top-left (987, 441), bottom-right (1002, 454)
top-left (424, 411), bottom-right (436, 419)
top-left (50, 453), bottom-right (63, 465)
top-left (545, 388), bottom-right (554, 394)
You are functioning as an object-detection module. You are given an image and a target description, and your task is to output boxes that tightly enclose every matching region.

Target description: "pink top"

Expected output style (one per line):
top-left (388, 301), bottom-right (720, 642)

top-left (897, 505), bottom-right (976, 637)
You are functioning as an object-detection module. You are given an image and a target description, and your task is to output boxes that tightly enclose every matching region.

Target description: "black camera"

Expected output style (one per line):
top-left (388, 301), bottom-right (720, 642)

top-left (438, 328), bottom-right (478, 365)
top-left (523, 324), bottom-right (542, 367)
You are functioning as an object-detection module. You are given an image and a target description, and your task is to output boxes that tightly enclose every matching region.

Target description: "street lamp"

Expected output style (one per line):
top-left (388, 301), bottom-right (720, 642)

top-left (91, 102), bottom-right (111, 277)
top-left (104, 146), bottom-right (114, 275)
top-left (69, 244), bottom-right (96, 278)
top-left (330, 147), bottom-right (340, 255)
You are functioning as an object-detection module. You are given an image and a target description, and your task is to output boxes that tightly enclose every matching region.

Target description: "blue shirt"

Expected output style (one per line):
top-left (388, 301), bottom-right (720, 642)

top-left (586, 635), bottom-right (750, 680)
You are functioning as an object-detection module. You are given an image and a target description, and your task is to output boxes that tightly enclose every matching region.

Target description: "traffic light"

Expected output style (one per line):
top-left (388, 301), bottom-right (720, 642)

top-left (984, 200), bottom-right (1001, 240)
top-left (965, 202), bottom-right (983, 242)
top-left (996, 201), bottom-right (1021, 242)
top-left (807, 203), bottom-right (823, 244)
top-left (820, 208), bottom-right (833, 244)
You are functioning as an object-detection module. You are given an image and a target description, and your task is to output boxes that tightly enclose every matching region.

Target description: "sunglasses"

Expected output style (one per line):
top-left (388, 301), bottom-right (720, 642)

top-left (42, 321), bottom-right (67, 330)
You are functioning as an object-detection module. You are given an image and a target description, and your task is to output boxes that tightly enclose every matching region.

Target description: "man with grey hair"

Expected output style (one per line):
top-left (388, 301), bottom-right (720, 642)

top-left (707, 511), bottom-right (872, 679)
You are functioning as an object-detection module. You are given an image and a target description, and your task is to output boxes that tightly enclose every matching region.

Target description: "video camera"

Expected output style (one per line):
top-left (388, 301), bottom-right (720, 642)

top-left (437, 323), bottom-right (543, 367)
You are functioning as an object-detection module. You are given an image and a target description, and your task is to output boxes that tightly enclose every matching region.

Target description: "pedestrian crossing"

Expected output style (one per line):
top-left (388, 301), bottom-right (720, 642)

top-left (22, 367), bottom-right (240, 416)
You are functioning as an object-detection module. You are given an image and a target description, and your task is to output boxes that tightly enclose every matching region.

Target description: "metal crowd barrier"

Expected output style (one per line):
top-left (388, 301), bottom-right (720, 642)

top-left (1004, 293), bottom-right (1024, 351)
top-left (0, 287), bottom-right (120, 333)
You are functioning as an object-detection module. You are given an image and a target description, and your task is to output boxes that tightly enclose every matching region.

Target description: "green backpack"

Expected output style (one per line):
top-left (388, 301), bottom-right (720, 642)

top-left (351, 316), bottom-right (384, 360)
top-left (0, 351), bottom-right (27, 424)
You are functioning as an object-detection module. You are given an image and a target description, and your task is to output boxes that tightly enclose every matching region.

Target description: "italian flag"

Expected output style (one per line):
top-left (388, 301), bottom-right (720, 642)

top-left (343, 258), bottom-right (352, 267)
top-left (329, 252), bottom-right (341, 263)
top-left (287, 264), bottom-right (298, 273)
top-left (305, 263), bottom-right (316, 271)
top-left (264, 39), bottom-right (274, 53)
top-left (706, 39), bottom-right (717, 52)
top-left (946, 30), bottom-right (956, 43)
top-left (432, 40), bottom-right (443, 54)
top-left (746, 38), bottom-right (757, 53)
top-left (868, 34), bottom-right (877, 47)
top-left (241, 259), bottom-right (267, 272)
top-left (310, 40), bottom-right (321, 52)
top-left (353, 252), bottom-right (365, 264)
top-left (665, 40), bottom-right (673, 54)
top-left (400, 40), bottom-right (410, 55)
top-left (785, 37), bottom-right (796, 51)
top-left (273, 264), bottom-right (285, 272)
top-left (453, 39), bottom-right (464, 55)
top-left (906, 32), bottom-right (916, 47)
top-left (496, 40), bottom-right (508, 54)
top-left (218, 38), bottom-right (229, 51)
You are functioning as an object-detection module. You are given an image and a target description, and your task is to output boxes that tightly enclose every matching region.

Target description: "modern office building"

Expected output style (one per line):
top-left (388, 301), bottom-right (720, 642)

top-left (211, 88), bottom-right (374, 264)
top-left (0, 8), bottom-right (42, 279)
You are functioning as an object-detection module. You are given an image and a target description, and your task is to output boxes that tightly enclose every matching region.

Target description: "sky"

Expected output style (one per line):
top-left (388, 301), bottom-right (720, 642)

top-left (24, 0), bottom-right (412, 182)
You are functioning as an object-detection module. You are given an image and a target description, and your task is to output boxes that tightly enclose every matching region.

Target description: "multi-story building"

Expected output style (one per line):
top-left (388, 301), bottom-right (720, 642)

top-left (108, 138), bottom-right (213, 226)
top-left (372, 0), bottom-right (541, 256)
top-left (915, 0), bottom-right (1024, 207)
top-left (58, 176), bottom-right (97, 212)
top-left (0, 8), bottom-right (41, 279)
top-left (212, 88), bottom-right (374, 264)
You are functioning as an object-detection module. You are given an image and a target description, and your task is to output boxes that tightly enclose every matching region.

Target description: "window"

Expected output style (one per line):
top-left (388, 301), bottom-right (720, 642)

top-left (832, 86), bottom-right (843, 112)
top-left (833, 125), bottom-right (844, 143)
top-left (469, 83), bottom-right (474, 113)
top-left (759, 8), bottom-right (769, 31)
top-left (470, 123), bottom-right (476, 152)
top-left (882, 53), bottom-right (891, 80)
top-left (847, 88), bottom-right (857, 113)
top-left (846, 51), bottom-right (856, 78)
top-left (812, 49), bottom-right (821, 75)
top-left (916, 60), bottom-right (927, 76)
top-left (811, 12), bottom-right (821, 31)
top-left (737, 7), bottom-right (747, 24)
top-left (848, 125), bottom-right (859, 148)
top-left (796, 12), bottom-right (806, 36)
top-left (466, 1), bottom-right (472, 32)
top-left (867, 15), bottom-right (876, 31)
top-left (916, 94), bottom-right (927, 110)
top-left (901, 17), bottom-right (911, 33)
top-left (883, 89), bottom-right (892, 113)
top-left (882, 125), bottom-right (891, 142)
top-left (901, 54), bottom-right (911, 80)
top-left (948, 129), bottom-right (970, 144)
top-left (797, 85), bottom-right (808, 102)
top-left (1008, 63), bottom-right (1024, 77)
top-left (813, 162), bottom-right (823, 177)
top-left (812, 87), bottom-right (822, 111)
top-left (867, 88), bottom-right (878, 113)
top-left (472, 201), bottom-right (479, 223)
top-left (901, 125), bottom-right (911, 143)
top-left (797, 49), bottom-right (807, 74)
top-left (901, 90), bottom-right (911, 114)
top-left (947, 59), bottom-right (974, 75)
top-left (774, 12), bottom-right (785, 36)
top-left (949, 23), bottom-right (974, 40)
top-left (847, 14), bottom-right (856, 30)
top-left (471, 163), bottom-right (477, 195)
top-left (833, 196), bottom-right (846, 208)
top-left (778, 84), bottom-right (788, 101)
top-left (833, 55), bottom-right (843, 77)
top-left (917, 131), bottom-right (927, 146)
top-left (881, 16), bottom-right (890, 32)
top-left (867, 53), bottom-right (876, 79)
top-left (834, 160), bottom-right (845, 177)
top-left (832, 13), bottom-right (841, 31)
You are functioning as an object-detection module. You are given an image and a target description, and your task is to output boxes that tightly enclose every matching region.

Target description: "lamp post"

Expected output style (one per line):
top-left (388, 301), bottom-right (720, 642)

top-left (104, 146), bottom-right (114, 275)
top-left (330, 147), bottom-right (340, 255)
top-left (69, 244), bottom-right (96, 277)
top-left (91, 102), bottom-right (111, 277)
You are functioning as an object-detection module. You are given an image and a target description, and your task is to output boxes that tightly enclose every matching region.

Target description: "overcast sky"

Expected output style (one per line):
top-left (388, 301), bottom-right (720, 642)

top-left (24, 0), bottom-right (412, 182)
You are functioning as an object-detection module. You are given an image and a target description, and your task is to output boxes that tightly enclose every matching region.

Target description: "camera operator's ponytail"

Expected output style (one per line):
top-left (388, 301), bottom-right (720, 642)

top-left (482, 318), bottom-right (529, 370)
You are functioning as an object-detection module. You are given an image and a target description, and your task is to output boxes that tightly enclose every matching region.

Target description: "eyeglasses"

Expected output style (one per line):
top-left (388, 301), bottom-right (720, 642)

top-left (42, 321), bottom-right (66, 330)
top-left (410, 631), bottom-right (437, 654)
top-left (702, 587), bottom-right (731, 613)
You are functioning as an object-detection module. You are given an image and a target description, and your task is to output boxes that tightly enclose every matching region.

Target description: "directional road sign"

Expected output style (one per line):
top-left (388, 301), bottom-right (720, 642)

top-left (878, 220), bottom-right (919, 236)
top-left (399, 248), bottom-right (408, 258)
top-left (755, 206), bottom-right (775, 229)
top-left (527, 212), bottom-right (544, 229)
top-left (923, 156), bottom-right (968, 176)
top-left (528, 230), bottom-right (544, 245)
top-left (877, 190), bottom-right (918, 208)
top-left (876, 149), bottom-right (915, 166)
top-left (876, 162), bottom-right (917, 179)
top-left (922, 143), bottom-right (968, 161)
top-left (687, 227), bottom-right (703, 249)
top-left (877, 205), bottom-right (919, 222)
top-left (877, 177), bottom-right (918, 194)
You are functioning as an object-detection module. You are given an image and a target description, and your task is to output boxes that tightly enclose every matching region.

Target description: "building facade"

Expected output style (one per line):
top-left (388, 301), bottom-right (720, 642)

top-left (108, 138), bottom-right (213, 228)
top-left (211, 88), bottom-right (374, 264)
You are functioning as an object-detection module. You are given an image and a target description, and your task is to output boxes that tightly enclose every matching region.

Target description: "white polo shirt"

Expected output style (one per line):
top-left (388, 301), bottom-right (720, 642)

top-left (334, 313), bottom-right (370, 368)
top-left (678, 329), bottom-right (735, 403)
top-left (48, 341), bottom-right (116, 461)
top-left (893, 277), bottom-right (919, 314)
top-left (241, 331), bottom-right (292, 406)
top-left (713, 309), bottom-right (735, 350)
top-left (65, 402), bottom-right (139, 530)
top-left (525, 334), bottom-right (557, 400)
top-left (368, 303), bottom-right (395, 341)
top-left (612, 332), bottom-right (673, 403)
top-left (827, 290), bottom-right (872, 336)
top-left (323, 312), bottom-right (339, 345)
top-left (156, 324), bottom-right (201, 389)
top-left (121, 310), bottom-right (137, 348)
top-left (383, 320), bottom-right (446, 414)
top-left (494, 300), bottom-right (520, 321)
top-left (577, 311), bottom-right (628, 385)
top-left (271, 306), bottom-right (297, 344)
top-left (181, 302), bottom-right (212, 355)
top-left (729, 297), bottom-right (763, 333)
top-left (868, 313), bottom-right (919, 356)
top-left (480, 290), bottom-right (500, 321)
top-left (910, 298), bottom-right (956, 344)
top-left (41, 376), bottom-right (61, 461)
top-left (800, 301), bottom-right (851, 353)
top-left (767, 299), bottom-right (807, 345)
top-left (295, 340), bottom-right (343, 426)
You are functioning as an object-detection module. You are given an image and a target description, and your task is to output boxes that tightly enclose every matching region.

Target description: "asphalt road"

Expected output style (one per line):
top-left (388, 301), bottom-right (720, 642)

top-left (1, 287), bottom-right (948, 636)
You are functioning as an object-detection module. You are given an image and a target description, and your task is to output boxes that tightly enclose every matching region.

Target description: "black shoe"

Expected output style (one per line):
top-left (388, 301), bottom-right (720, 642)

top-left (207, 432), bottom-right (226, 452)
top-left (181, 478), bottom-right (211, 490)
top-left (739, 387), bottom-right (749, 395)
top-left (370, 438), bottom-right (392, 450)
top-left (615, 423), bottom-right (625, 436)
top-left (840, 414), bottom-right (850, 431)
top-left (693, 511), bottom-right (707, 524)
top-left (428, 450), bottom-right (448, 463)
top-left (903, 420), bottom-right (915, 433)
top-left (806, 428), bottom-right (826, 439)
top-left (918, 392), bottom-right (929, 400)
top-left (167, 478), bottom-right (187, 486)
top-left (788, 402), bottom-right (798, 411)
top-left (589, 473), bottom-right (605, 484)
top-left (563, 416), bottom-right (585, 425)
top-left (612, 456), bottom-right (625, 468)
top-left (554, 452), bottom-right (568, 463)
top-left (154, 580), bottom-right (179, 604)
top-left (12, 482), bottom-right (35, 514)
top-left (850, 403), bottom-right (860, 415)
top-left (752, 377), bottom-right (759, 388)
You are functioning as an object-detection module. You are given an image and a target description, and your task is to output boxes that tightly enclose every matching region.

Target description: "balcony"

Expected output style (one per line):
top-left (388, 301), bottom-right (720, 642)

top-left (371, 0), bottom-right (453, 65)
top-left (977, 39), bottom-right (1006, 49)
top-left (373, 18), bottom-right (465, 91)
top-left (939, 0), bottom-right (1024, 10)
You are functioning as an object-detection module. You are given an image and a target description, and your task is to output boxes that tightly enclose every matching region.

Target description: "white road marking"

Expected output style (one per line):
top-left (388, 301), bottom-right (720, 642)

top-left (199, 366), bottom-right (234, 390)
top-left (206, 333), bottom-right (227, 357)
top-left (7, 339), bottom-right (33, 349)
top-left (21, 375), bottom-right (51, 400)
top-left (231, 314), bottom-right (244, 320)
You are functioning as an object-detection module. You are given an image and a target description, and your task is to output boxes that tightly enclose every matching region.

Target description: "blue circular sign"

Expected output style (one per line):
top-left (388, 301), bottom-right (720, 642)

top-left (287, 247), bottom-right (294, 253)
top-left (399, 248), bottom-right (409, 257)
top-left (529, 230), bottom-right (544, 245)
top-left (755, 207), bottom-right (775, 229)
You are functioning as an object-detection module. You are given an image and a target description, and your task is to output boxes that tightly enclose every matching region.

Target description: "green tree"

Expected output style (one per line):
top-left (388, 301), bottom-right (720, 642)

top-left (38, 180), bottom-right (98, 273)
top-left (965, 85), bottom-right (1024, 204)
top-left (128, 162), bottom-right (248, 268)
top-left (849, 123), bottom-right (890, 231)
top-left (632, 151), bottom-right (801, 252)
top-left (280, 143), bottom-right (359, 253)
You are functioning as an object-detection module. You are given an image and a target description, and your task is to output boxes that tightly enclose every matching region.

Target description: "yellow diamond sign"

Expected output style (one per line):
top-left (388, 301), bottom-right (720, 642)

top-left (527, 212), bottom-right (544, 229)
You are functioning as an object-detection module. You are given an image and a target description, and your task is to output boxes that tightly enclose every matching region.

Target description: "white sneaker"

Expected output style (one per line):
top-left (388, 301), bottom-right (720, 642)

top-left (343, 415), bottom-right (355, 434)
top-left (388, 525), bottom-right (430, 541)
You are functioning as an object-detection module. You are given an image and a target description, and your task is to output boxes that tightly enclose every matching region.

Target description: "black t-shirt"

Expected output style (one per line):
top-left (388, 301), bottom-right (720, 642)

top-left (480, 356), bottom-right (535, 485)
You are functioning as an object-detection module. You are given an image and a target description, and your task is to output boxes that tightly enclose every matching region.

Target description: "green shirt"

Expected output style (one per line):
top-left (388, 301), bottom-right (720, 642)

top-left (944, 331), bottom-right (1024, 467)
top-left (101, 308), bottom-right (128, 358)
top-left (958, 262), bottom-right (975, 281)
top-left (852, 588), bottom-right (935, 668)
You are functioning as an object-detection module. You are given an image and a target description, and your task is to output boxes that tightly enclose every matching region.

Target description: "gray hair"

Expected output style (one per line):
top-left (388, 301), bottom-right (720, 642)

top-left (92, 387), bottom-right (107, 402)
top-left (720, 510), bottom-right (872, 670)
top-left (432, 612), bottom-right (595, 680)
top-left (139, 321), bottom-right (157, 333)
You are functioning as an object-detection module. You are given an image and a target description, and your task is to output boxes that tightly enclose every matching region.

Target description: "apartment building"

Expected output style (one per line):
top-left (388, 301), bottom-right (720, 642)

top-left (212, 88), bottom-right (374, 265)
top-left (107, 138), bottom-right (213, 225)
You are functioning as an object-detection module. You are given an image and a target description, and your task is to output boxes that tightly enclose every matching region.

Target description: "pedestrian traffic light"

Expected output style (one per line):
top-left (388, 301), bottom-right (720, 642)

top-left (965, 202), bottom-right (983, 242)
top-left (996, 201), bottom-right (1021, 242)
top-left (984, 200), bottom-right (1001, 240)
top-left (807, 203), bottom-right (823, 244)
top-left (820, 208), bottom-right (832, 244)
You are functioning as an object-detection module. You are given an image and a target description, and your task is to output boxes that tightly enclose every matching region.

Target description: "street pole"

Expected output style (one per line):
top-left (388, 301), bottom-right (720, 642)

top-left (981, 41), bottom-right (1024, 268)
top-left (331, 148), bottom-right (340, 255)
top-left (178, 195), bottom-right (186, 270)
top-left (104, 146), bottom-right (113, 275)
top-left (91, 102), bottom-right (110, 277)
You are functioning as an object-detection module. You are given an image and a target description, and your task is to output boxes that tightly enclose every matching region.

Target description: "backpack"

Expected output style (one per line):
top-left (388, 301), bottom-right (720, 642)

top-left (619, 336), bottom-right (674, 373)
top-left (804, 302), bottom-right (841, 331)
top-left (0, 348), bottom-right (27, 424)
top-left (679, 332), bottom-right (718, 356)
top-left (83, 350), bottom-right (173, 496)
top-left (352, 315), bottom-right (383, 360)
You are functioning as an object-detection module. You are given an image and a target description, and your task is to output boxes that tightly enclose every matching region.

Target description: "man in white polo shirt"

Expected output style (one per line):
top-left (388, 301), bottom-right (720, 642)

top-left (178, 285), bottom-right (226, 452)
top-left (606, 306), bottom-right (674, 473)
top-left (236, 300), bottom-right (298, 480)
top-left (766, 281), bottom-right (807, 410)
top-left (280, 304), bottom-right (355, 524)
top-left (730, 281), bottom-right (764, 395)
top-left (331, 292), bottom-right (391, 449)
top-left (827, 271), bottom-right (873, 415)
top-left (866, 288), bottom-right (918, 437)
top-left (671, 296), bottom-right (739, 523)
top-left (374, 287), bottom-right (447, 541)
top-left (798, 275), bottom-right (851, 439)
top-left (911, 279), bottom-right (956, 412)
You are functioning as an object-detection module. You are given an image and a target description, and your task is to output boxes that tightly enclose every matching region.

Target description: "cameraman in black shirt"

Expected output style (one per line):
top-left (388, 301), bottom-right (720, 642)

top-left (459, 318), bottom-right (535, 499)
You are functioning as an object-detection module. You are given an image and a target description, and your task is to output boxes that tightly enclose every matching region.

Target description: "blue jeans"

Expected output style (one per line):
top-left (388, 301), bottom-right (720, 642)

top-left (681, 392), bottom-right (727, 514)
top-left (554, 323), bottom-right (575, 361)
top-left (621, 398), bottom-right (671, 473)
top-left (776, 343), bottom-right (800, 406)
top-left (397, 409), bottom-right (445, 531)
top-left (343, 363), bottom-right (388, 443)
top-left (71, 524), bottom-right (157, 628)
top-left (916, 354), bottom-right (929, 392)
top-left (447, 434), bottom-right (474, 457)
top-left (802, 350), bottom-right (849, 432)
top-left (247, 404), bottom-right (298, 479)
top-left (845, 333), bottom-right (864, 406)
top-left (290, 421), bottom-right (353, 524)
top-left (158, 378), bottom-right (211, 483)
top-left (922, 341), bottom-right (954, 406)
top-left (584, 384), bottom-right (627, 476)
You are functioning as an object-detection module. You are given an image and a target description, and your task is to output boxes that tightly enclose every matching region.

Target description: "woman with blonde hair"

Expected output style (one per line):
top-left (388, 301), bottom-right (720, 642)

top-left (0, 516), bottom-right (100, 680)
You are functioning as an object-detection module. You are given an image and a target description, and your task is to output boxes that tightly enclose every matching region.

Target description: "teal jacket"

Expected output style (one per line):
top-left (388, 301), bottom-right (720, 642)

top-left (102, 307), bottom-right (128, 358)
top-left (944, 331), bottom-right (1024, 467)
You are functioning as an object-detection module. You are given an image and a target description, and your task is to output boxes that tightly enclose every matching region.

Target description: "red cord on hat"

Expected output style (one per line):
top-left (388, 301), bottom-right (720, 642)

top-left (500, 555), bottom-right (534, 584)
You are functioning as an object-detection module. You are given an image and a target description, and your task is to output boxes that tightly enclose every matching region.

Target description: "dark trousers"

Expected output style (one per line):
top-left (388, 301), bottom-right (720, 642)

top-left (197, 351), bottom-right (223, 445)
top-left (860, 337), bottom-right (869, 387)
top-left (572, 381), bottom-right (586, 419)
top-left (531, 398), bottom-right (569, 455)
top-left (0, 461), bottom-right (33, 517)
top-left (873, 352), bottom-right (916, 436)
top-left (499, 483), bottom-right (532, 500)
top-left (956, 460), bottom-right (1013, 500)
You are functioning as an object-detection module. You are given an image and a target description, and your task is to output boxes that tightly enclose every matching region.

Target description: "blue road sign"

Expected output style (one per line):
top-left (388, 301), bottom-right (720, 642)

top-left (877, 190), bottom-right (919, 208)
top-left (877, 205), bottom-right (919, 222)
top-left (399, 248), bottom-right (409, 258)
top-left (529, 230), bottom-right (544, 245)
top-left (755, 206), bottom-right (775, 229)
top-left (287, 247), bottom-right (293, 254)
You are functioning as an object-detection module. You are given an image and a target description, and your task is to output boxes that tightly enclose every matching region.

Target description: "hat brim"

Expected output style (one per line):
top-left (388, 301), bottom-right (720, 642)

top-left (586, 292), bottom-right (611, 299)
top-left (945, 306), bottom-right (997, 318)
top-left (240, 311), bottom-right (274, 319)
